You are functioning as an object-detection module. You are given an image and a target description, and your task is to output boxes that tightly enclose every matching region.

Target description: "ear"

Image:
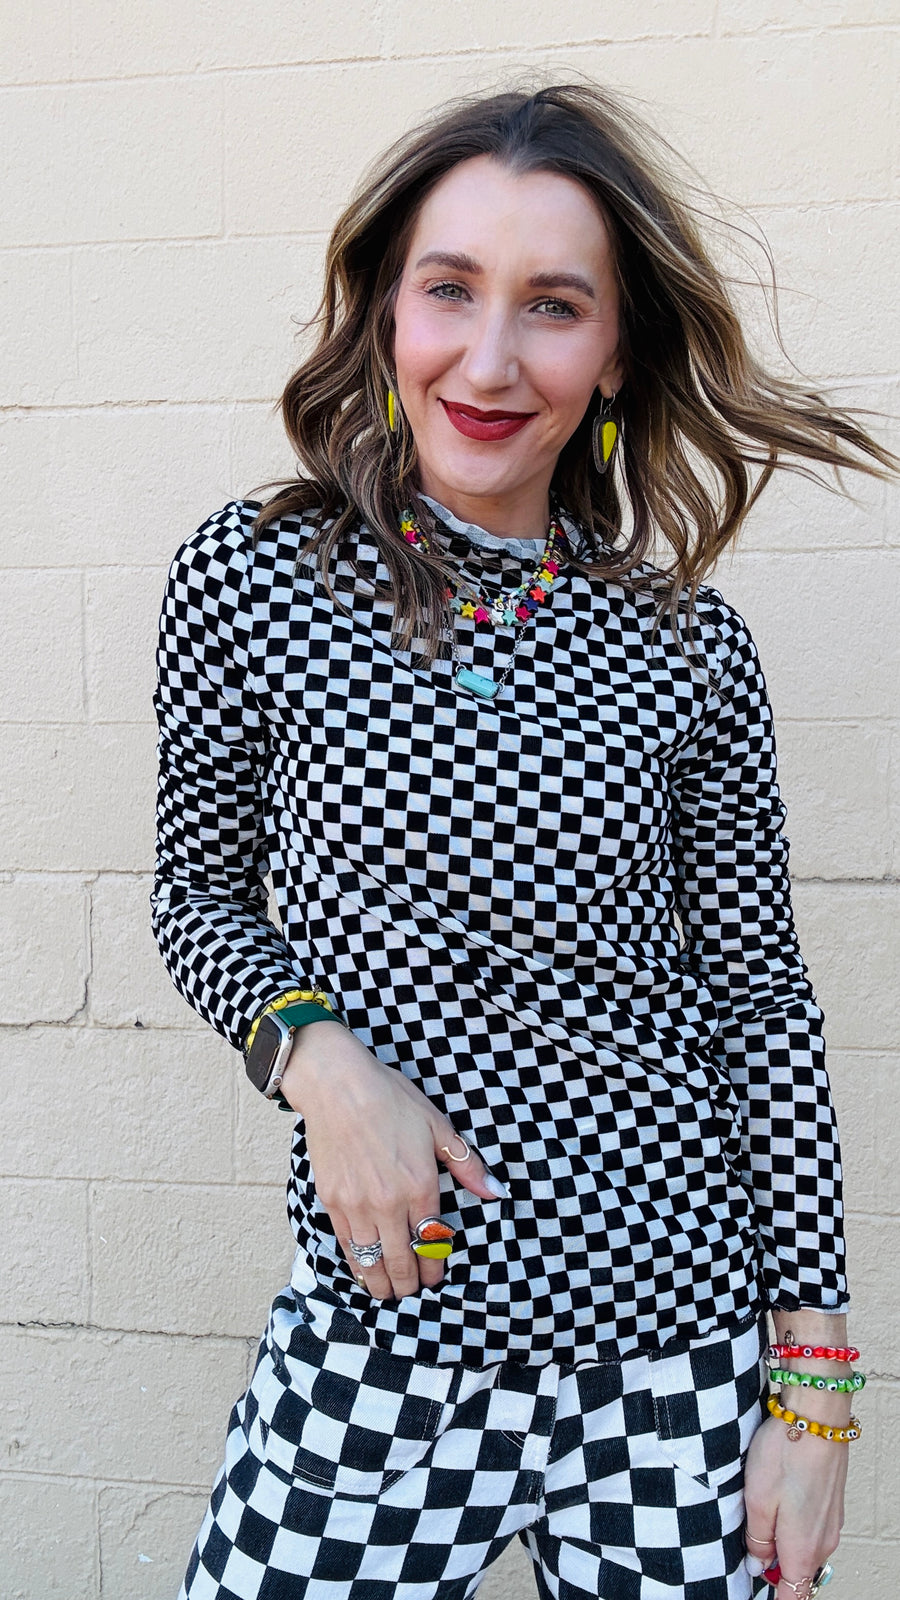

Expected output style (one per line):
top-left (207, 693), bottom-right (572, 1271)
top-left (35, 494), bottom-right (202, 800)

top-left (597, 349), bottom-right (625, 400)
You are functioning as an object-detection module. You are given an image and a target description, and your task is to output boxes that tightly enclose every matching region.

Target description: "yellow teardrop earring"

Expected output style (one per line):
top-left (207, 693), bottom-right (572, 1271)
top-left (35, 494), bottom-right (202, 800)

top-left (591, 391), bottom-right (618, 474)
top-left (387, 387), bottom-right (398, 434)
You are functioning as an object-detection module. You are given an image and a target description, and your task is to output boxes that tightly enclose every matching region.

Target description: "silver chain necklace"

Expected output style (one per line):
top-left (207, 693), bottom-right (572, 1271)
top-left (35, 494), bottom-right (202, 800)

top-left (445, 615), bottom-right (534, 701)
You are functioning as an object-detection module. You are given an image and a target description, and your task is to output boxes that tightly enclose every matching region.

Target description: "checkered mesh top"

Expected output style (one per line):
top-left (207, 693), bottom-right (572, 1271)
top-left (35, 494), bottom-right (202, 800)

top-left (152, 499), bottom-right (848, 1366)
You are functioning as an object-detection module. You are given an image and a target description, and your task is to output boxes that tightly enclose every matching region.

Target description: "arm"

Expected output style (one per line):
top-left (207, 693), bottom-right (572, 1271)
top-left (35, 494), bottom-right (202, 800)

top-left (151, 503), bottom-right (318, 1047)
top-left (151, 503), bottom-right (500, 1299)
top-left (671, 597), bottom-right (853, 1598)
top-left (670, 596), bottom-right (848, 1316)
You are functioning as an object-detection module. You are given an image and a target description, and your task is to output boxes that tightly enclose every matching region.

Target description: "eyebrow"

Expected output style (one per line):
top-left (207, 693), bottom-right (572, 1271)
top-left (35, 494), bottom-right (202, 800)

top-left (414, 251), bottom-right (596, 299)
top-left (528, 269), bottom-right (596, 300)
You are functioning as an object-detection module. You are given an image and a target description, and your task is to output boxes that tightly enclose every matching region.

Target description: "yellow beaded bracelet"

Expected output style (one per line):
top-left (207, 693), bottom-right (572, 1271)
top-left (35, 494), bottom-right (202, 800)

top-left (767, 1393), bottom-right (862, 1443)
top-left (244, 988), bottom-right (335, 1054)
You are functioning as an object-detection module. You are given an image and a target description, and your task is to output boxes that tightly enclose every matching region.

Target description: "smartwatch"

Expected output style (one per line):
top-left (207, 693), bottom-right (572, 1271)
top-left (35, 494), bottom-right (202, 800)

top-left (243, 1002), bottom-right (344, 1109)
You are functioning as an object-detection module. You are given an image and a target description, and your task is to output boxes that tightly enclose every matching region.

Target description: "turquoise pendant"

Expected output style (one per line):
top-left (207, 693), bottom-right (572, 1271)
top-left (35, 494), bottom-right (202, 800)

top-left (455, 668), bottom-right (499, 699)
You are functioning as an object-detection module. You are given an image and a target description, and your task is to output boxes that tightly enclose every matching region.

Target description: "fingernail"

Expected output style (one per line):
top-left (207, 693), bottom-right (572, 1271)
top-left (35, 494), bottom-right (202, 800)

top-left (484, 1172), bottom-right (510, 1200)
top-left (744, 1556), bottom-right (767, 1577)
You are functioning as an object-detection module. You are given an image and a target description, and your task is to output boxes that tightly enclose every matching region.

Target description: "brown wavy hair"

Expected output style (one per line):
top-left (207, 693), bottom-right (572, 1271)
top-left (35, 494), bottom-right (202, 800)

top-left (256, 82), bottom-right (895, 661)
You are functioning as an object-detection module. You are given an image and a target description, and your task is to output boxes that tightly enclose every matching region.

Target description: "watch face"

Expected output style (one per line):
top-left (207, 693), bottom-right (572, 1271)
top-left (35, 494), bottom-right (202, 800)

top-left (245, 1012), bottom-right (287, 1092)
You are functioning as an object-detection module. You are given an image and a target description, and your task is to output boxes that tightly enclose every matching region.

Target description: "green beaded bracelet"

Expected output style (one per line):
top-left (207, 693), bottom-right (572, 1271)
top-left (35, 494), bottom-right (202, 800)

top-left (771, 1367), bottom-right (866, 1393)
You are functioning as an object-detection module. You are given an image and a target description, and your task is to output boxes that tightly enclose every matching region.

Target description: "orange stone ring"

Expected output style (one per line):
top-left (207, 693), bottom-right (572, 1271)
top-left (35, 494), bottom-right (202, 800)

top-left (410, 1216), bottom-right (456, 1260)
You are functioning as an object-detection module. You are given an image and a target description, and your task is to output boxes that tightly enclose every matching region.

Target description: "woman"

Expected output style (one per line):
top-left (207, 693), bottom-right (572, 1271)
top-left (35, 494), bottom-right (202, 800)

top-left (152, 85), bottom-right (891, 1600)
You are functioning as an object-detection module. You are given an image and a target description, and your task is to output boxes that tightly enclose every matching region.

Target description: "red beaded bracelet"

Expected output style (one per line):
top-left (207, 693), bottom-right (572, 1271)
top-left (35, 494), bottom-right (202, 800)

top-left (767, 1343), bottom-right (860, 1364)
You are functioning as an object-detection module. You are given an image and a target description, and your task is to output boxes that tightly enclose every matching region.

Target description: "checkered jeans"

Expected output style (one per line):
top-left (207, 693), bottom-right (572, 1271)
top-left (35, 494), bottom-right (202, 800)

top-left (180, 1290), bottom-right (769, 1600)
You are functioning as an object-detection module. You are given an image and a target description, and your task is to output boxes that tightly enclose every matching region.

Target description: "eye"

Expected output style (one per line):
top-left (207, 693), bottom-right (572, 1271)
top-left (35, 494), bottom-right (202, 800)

top-left (533, 297), bottom-right (579, 320)
top-left (425, 280), bottom-right (470, 302)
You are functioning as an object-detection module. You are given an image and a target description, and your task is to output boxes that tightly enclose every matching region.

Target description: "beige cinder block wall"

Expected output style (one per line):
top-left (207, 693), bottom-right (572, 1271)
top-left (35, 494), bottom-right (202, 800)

top-left (2, 4), bottom-right (897, 1597)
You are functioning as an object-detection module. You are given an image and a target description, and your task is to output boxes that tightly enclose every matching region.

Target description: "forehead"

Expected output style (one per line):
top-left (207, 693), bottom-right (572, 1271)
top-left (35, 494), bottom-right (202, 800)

top-left (405, 155), bottom-right (614, 268)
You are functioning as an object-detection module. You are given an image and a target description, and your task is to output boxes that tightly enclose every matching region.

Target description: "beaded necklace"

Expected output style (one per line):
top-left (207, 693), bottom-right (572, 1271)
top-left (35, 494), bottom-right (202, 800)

top-left (399, 506), bottom-right (569, 700)
top-left (400, 508), bottom-right (567, 625)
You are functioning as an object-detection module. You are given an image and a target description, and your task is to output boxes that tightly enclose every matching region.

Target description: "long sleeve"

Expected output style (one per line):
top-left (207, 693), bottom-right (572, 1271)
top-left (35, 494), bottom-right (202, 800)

top-left (670, 595), bottom-right (849, 1312)
top-left (151, 504), bottom-right (314, 1052)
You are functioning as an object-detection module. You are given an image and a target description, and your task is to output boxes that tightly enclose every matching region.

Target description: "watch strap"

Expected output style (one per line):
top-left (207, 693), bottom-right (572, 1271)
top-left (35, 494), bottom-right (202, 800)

top-left (244, 987), bottom-right (336, 1056)
top-left (243, 1001), bottom-right (344, 1107)
top-left (277, 1002), bottom-right (344, 1030)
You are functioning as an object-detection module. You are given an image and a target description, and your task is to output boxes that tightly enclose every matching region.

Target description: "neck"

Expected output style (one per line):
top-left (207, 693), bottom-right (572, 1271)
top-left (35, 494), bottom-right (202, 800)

top-left (415, 473), bottom-right (552, 540)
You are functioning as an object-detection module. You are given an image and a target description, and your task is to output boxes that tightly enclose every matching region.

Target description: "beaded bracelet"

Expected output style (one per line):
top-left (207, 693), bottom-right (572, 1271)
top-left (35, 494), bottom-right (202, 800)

top-left (767, 1394), bottom-right (862, 1442)
top-left (770, 1367), bottom-right (866, 1394)
top-left (767, 1343), bottom-right (860, 1364)
top-left (244, 987), bottom-right (335, 1054)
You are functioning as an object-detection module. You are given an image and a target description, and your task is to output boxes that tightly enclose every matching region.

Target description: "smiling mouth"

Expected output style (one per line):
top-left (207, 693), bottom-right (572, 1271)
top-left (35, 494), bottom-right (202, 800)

top-left (440, 399), bottom-right (536, 441)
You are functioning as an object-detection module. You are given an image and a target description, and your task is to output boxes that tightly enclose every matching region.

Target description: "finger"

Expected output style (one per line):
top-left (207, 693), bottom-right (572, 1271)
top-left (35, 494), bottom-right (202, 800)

top-left (773, 1515), bottom-right (839, 1597)
top-left (743, 1519), bottom-right (777, 1582)
top-left (341, 1219), bottom-right (394, 1302)
top-left (378, 1213), bottom-right (423, 1302)
top-left (744, 1550), bottom-right (777, 1580)
top-left (774, 1546), bottom-right (834, 1600)
top-left (407, 1192), bottom-right (450, 1289)
top-left (434, 1124), bottom-right (509, 1202)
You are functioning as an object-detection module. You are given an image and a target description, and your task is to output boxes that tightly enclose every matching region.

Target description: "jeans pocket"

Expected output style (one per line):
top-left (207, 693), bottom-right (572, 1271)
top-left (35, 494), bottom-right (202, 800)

top-left (253, 1323), bottom-right (448, 1502)
top-left (648, 1314), bottom-right (767, 1492)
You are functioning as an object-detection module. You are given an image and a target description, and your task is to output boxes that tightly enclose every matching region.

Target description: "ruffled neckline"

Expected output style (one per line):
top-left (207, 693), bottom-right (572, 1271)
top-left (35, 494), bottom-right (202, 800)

top-left (420, 496), bottom-right (554, 562)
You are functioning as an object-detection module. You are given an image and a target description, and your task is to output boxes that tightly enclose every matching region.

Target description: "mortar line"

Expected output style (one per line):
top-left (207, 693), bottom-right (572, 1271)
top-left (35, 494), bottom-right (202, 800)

top-left (3, 1319), bottom-right (268, 1351)
top-left (2, 547), bottom-right (898, 568)
top-left (80, 566), bottom-right (89, 721)
top-left (95, 1472), bottom-right (104, 1598)
top-left (0, 33), bottom-right (722, 92)
top-left (68, 244), bottom-right (78, 384)
top-left (0, 397), bottom-right (317, 414)
top-left (2, 21), bottom-right (897, 89)
top-left (3, 382), bottom-right (897, 412)
top-left (0, 229), bottom-right (332, 254)
top-left (3, 193), bottom-right (897, 252)
top-left (85, 1177), bottom-right (95, 1338)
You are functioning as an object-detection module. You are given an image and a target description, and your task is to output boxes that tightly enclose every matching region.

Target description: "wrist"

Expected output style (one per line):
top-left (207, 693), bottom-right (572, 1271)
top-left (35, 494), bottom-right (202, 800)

top-left (279, 1020), bottom-right (363, 1112)
top-left (771, 1309), bottom-right (849, 1348)
top-left (772, 1385), bottom-right (854, 1426)
top-left (242, 992), bottom-right (344, 1105)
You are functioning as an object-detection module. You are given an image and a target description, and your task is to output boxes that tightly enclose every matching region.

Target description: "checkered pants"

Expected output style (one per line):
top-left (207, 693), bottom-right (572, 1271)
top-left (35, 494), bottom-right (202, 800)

top-left (181, 1291), bottom-right (769, 1600)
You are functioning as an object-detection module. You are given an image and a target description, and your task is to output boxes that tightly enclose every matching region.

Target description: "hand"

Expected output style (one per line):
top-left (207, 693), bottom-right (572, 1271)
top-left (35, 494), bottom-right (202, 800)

top-left (743, 1310), bottom-right (853, 1595)
top-left (279, 1021), bottom-right (507, 1301)
top-left (743, 1406), bottom-right (848, 1599)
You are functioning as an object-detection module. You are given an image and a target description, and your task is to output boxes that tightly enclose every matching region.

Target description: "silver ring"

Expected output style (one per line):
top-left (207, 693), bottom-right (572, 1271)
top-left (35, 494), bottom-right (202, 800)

top-left (348, 1238), bottom-right (383, 1267)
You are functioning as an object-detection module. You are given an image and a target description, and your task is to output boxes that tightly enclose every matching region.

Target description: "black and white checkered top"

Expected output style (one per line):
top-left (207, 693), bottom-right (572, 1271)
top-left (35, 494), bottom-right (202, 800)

top-left (152, 498), bottom-right (848, 1367)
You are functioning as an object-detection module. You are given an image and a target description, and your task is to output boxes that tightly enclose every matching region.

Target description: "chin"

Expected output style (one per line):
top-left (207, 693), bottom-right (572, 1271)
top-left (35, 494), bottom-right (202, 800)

top-left (426, 446), bottom-right (537, 502)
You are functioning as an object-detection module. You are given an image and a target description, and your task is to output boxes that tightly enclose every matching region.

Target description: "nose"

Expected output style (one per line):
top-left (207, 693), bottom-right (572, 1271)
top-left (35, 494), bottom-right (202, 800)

top-left (459, 304), bottom-right (519, 393)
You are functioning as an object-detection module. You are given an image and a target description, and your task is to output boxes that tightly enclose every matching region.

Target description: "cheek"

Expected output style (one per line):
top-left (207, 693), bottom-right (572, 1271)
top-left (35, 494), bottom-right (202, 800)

top-left (393, 302), bottom-right (454, 391)
top-left (537, 352), bottom-right (603, 424)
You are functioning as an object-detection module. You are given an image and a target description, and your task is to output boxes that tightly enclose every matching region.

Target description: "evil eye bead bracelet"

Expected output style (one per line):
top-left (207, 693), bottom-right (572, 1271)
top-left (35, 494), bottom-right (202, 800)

top-left (770, 1367), bottom-right (866, 1394)
top-left (767, 1395), bottom-right (862, 1443)
top-left (767, 1343), bottom-right (860, 1364)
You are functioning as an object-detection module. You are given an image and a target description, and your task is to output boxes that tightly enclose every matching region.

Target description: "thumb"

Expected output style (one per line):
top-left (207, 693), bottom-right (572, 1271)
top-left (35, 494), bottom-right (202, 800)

top-left (434, 1126), bottom-right (510, 1203)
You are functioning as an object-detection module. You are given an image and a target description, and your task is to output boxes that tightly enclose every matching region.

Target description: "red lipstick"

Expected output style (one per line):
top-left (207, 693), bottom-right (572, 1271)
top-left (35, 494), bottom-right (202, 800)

top-left (440, 400), bottom-right (535, 441)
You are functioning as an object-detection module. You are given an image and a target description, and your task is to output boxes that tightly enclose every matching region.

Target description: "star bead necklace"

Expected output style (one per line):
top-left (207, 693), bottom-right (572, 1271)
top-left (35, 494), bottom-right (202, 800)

top-left (399, 507), bottom-right (568, 700)
top-left (400, 508), bottom-right (567, 626)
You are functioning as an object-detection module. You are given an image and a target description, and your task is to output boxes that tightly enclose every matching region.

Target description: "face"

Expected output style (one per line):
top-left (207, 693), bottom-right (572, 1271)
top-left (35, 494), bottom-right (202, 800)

top-left (392, 155), bottom-right (623, 537)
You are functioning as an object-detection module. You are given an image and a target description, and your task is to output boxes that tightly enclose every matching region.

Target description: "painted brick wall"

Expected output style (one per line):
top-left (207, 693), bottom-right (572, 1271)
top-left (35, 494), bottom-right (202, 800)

top-left (2, 5), bottom-right (897, 1596)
